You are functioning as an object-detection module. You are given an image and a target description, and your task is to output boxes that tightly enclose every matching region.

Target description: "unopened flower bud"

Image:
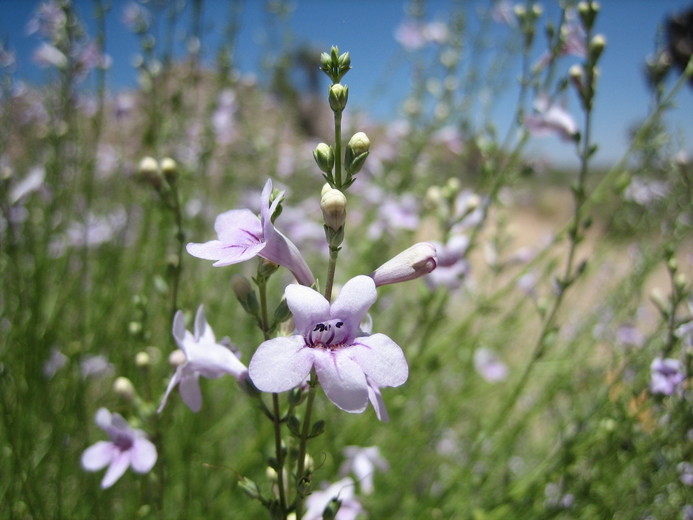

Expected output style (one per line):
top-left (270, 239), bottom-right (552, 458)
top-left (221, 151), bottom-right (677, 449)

top-left (160, 157), bottom-right (178, 183)
top-left (345, 132), bottom-right (370, 175)
top-left (135, 351), bottom-right (151, 368)
top-left (113, 376), bottom-right (136, 400)
top-left (138, 156), bottom-right (161, 188)
top-left (371, 242), bottom-right (438, 287)
top-left (322, 498), bottom-right (342, 520)
top-left (321, 188), bottom-right (347, 231)
top-left (424, 186), bottom-right (443, 209)
top-left (578, 1), bottom-right (600, 30)
top-left (675, 272), bottom-right (687, 292)
top-left (589, 34), bottom-right (606, 64)
top-left (328, 83), bottom-right (349, 112)
top-left (313, 143), bottom-right (335, 174)
top-left (169, 349), bottom-right (186, 367)
top-left (232, 274), bottom-right (260, 316)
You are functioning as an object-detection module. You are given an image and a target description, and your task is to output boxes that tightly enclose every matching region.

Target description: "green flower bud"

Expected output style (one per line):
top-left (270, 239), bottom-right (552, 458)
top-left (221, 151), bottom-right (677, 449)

top-left (322, 498), bottom-right (342, 520)
top-left (328, 83), bottom-right (349, 112)
top-left (344, 132), bottom-right (370, 175)
top-left (320, 188), bottom-right (347, 232)
top-left (578, 1), bottom-right (600, 30)
top-left (231, 274), bottom-right (260, 316)
top-left (160, 157), bottom-right (178, 183)
top-left (589, 34), bottom-right (606, 64)
top-left (313, 143), bottom-right (335, 174)
top-left (138, 156), bottom-right (161, 188)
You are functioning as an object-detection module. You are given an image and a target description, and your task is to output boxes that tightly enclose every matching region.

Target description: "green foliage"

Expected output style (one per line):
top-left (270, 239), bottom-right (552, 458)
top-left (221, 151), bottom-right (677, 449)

top-left (1, 1), bottom-right (692, 519)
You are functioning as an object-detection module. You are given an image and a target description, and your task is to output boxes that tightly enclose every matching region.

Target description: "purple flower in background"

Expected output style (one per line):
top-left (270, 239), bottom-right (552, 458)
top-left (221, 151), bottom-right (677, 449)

top-left (524, 95), bottom-right (579, 142)
top-left (81, 408), bottom-right (157, 489)
top-left (649, 357), bottom-right (686, 396)
top-left (425, 235), bottom-right (469, 290)
top-left (339, 446), bottom-right (388, 495)
top-left (678, 462), bottom-right (693, 486)
top-left (304, 478), bottom-right (364, 520)
top-left (158, 305), bottom-right (248, 413)
top-left (249, 276), bottom-right (408, 416)
top-left (186, 179), bottom-right (315, 286)
top-left (474, 347), bottom-right (509, 383)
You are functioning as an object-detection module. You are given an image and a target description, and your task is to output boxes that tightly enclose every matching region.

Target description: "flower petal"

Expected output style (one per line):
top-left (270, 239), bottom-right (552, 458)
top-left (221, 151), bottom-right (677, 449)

top-left (130, 438), bottom-right (157, 473)
top-left (172, 310), bottom-right (186, 346)
top-left (367, 382), bottom-right (390, 423)
top-left (179, 373), bottom-right (203, 412)
top-left (260, 227), bottom-right (315, 286)
top-left (286, 285), bottom-right (330, 335)
top-left (82, 441), bottom-right (116, 471)
top-left (248, 336), bottom-right (313, 393)
top-left (313, 349), bottom-right (369, 413)
top-left (157, 369), bottom-right (181, 413)
top-left (349, 334), bottom-right (408, 388)
top-left (186, 239), bottom-right (266, 267)
top-left (215, 208), bottom-right (263, 244)
top-left (101, 451), bottom-right (131, 489)
top-left (330, 276), bottom-right (377, 334)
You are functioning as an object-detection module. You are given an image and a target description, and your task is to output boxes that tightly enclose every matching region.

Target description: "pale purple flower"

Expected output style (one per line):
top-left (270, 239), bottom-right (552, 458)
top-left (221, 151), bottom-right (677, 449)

top-left (249, 276), bottom-right (408, 416)
top-left (371, 242), bottom-right (437, 287)
top-left (678, 462), bottom-right (693, 486)
top-left (0, 42), bottom-right (15, 68)
top-left (524, 95), bottom-right (579, 142)
top-left (491, 0), bottom-right (516, 26)
top-left (186, 179), bottom-right (315, 286)
top-left (80, 354), bottom-right (114, 379)
top-left (26, 1), bottom-right (66, 39)
top-left (395, 22), bottom-right (427, 51)
top-left (474, 347), bottom-right (509, 383)
top-left (339, 446), bottom-right (388, 495)
top-left (32, 42), bottom-right (67, 69)
top-left (9, 166), bottom-right (45, 205)
top-left (43, 347), bottom-right (68, 378)
top-left (158, 305), bottom-right (248, 413)
top-left (212, 89), bottom-right (238, 144)
top-left (649, 357), bottom-right (686, 396)
top-left (81, 408), bottom-right (157, 489)
top-left (624, 176), bottom-right (669, 206)
top-left (304, 478), bottom-right (364, 520)
top-left (425, 235), bottom-right (469, 290)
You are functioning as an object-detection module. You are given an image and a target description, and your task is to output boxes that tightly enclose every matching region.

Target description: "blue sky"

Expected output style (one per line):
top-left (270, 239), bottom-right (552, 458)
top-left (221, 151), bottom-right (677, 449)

top-left (1, 0), bottom-right (692, 167)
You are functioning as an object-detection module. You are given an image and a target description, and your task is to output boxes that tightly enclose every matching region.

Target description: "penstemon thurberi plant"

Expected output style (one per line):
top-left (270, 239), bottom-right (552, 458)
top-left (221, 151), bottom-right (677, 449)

top-left (82, 46), bottom-right (437, 520)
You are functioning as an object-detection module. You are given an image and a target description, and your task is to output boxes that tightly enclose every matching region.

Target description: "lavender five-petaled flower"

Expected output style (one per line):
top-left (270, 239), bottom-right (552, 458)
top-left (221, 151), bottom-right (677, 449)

top-left (524, 94), bottom-right (579, 142)
top-left (186, 179), bottom-right (315, 286)
top-left (649, 357), bottom-right (686, 396)
top-left (158, 305), bottom-right (248, 413)
top-left (81, 408), bottom-right (157, 489)
top-left (248, 275), bottom-right (408, 416)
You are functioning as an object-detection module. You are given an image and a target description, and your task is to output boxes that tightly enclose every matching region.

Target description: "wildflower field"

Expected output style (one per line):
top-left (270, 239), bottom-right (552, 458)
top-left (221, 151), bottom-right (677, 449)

top-left (2, 1), bottom-right (693, 519)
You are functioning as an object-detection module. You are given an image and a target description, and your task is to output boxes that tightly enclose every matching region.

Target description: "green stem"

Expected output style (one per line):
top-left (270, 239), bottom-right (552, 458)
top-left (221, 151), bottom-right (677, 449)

top-left (324, 248), bottom-right (340, 302)
top-left (334, 110), bottom-right (343, 188)
top-left (258, 276), bottom-right (288, 517)
top-left (294, 371), bottom-right (318, 520)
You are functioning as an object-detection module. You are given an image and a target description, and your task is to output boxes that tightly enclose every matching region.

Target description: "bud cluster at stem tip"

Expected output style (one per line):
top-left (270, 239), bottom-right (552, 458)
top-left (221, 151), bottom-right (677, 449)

top-left (320, 45), bottom-right (351, 85)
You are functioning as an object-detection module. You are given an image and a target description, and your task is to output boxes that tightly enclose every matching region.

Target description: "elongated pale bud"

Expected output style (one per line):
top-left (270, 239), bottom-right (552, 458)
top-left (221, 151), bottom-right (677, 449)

top-left (313, 142), bottom-right (335, 174)
top-left (371, 242), bottom-right (438, 287)
top-left (321, 188), bottom-right (347, 231)
top-left (345, 132), bottom-right (370, 175)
